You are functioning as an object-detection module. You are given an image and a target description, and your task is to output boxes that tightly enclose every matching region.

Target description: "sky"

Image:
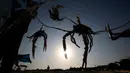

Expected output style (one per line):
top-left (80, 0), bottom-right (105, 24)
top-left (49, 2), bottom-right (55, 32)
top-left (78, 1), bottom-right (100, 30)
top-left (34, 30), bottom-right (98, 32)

top-left (6, 0), bottom-right (130, 70)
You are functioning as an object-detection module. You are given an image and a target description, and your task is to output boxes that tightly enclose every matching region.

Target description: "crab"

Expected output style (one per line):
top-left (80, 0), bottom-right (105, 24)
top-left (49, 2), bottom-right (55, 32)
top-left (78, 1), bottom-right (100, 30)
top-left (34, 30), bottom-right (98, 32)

top-left (105, 24), bottom-right (130, 40)
top-left (27, 27), bottom-right (47, 58)
top-left (48, 5), bottom-right (65, 22)
top-left (63, 16), bottom-right (98, 68)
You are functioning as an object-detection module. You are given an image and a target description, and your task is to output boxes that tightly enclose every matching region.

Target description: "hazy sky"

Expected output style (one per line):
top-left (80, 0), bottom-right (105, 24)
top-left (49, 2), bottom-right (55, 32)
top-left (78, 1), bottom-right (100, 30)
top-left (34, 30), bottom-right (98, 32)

top-left (17, 0), bottom-right (130, 70)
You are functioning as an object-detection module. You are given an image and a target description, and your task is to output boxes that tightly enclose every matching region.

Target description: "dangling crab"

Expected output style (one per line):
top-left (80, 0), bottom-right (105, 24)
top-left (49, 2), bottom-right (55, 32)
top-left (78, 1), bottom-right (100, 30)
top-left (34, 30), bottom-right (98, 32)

top-left (63, 16), bottom-right (98, 68)
top-left (27, 26), bottom-right (47, 59)
top-left (48, 5), bottom-right (65, 22)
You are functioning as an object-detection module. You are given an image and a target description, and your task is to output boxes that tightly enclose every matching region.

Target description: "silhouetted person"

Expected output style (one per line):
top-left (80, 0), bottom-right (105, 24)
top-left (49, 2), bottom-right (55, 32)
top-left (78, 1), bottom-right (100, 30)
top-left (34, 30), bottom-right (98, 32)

top-left (27, 27), bottom-right (47, 58)
top-left (105, 24), bottom-right (130, 40)
top-left (47, 65), bottom-right (50, 70)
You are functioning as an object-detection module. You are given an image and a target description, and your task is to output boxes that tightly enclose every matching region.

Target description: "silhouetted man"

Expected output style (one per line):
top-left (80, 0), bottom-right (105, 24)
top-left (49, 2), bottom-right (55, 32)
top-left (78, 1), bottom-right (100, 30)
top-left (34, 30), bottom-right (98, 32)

top-left (47, 65), bottom-right (50, 70)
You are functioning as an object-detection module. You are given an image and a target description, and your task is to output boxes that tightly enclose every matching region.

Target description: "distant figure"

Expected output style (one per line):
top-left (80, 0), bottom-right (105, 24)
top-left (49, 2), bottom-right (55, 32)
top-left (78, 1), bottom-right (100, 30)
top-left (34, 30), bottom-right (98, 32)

top-left (47, 65), bottom-right (50, 70)
top-left (105, 24), bottom-right (130, 40)
top-left (48, 5), bottom-right (65, 21)
top-left (27, 27), bottom-right (47, 59)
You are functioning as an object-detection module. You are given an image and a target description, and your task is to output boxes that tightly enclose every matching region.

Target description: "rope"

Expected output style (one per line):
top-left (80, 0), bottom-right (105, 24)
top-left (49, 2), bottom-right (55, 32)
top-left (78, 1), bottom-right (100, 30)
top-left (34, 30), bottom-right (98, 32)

top-left (63, 16), bottom-right (130, 35)
top-left (64, 17), bottom-right (77, 25)
top-left (65, 16), bottom-right (130, 34)
top-left (36, 16), bottom-right (70, 32)
top-left (95, 21), bottom-right (130, 33)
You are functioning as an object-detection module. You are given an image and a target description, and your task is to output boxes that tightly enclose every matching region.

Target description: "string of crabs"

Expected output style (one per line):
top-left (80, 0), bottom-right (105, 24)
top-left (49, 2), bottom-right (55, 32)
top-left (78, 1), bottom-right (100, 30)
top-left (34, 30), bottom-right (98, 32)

top-left (26, 4), bottom-right (130, 69)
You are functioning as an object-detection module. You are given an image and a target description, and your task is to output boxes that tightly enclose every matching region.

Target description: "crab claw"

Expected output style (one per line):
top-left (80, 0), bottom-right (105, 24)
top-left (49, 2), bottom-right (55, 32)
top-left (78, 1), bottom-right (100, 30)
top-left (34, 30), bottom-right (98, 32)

top-left (64, 53), bottom-right (68, 59)
top-left (106, 24), bottom-right (113, 38)
top-left (43, 39), bottom-right (47, 52)
top-left (63, 39), bottom-right (66, 51)
top-left (32, 45), bottom-right (36, 59)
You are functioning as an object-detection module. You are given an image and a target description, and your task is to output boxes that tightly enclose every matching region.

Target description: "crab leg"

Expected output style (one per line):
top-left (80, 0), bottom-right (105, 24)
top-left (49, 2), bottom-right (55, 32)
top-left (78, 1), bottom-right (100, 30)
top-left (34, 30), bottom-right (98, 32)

top-left (70, 33), bottom-right (80, 48)
top-left (32, 37), bottom-right (38, 59)
top-left (42, 32), bottom-right (47, 51)
top-left (63, 31), bottom-right (73, 51)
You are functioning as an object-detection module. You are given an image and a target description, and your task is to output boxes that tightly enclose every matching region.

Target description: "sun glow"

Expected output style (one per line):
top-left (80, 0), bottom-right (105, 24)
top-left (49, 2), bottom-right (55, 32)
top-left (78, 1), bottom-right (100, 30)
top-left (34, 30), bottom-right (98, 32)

top-left (58, 46), bottom-right (73, 59)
